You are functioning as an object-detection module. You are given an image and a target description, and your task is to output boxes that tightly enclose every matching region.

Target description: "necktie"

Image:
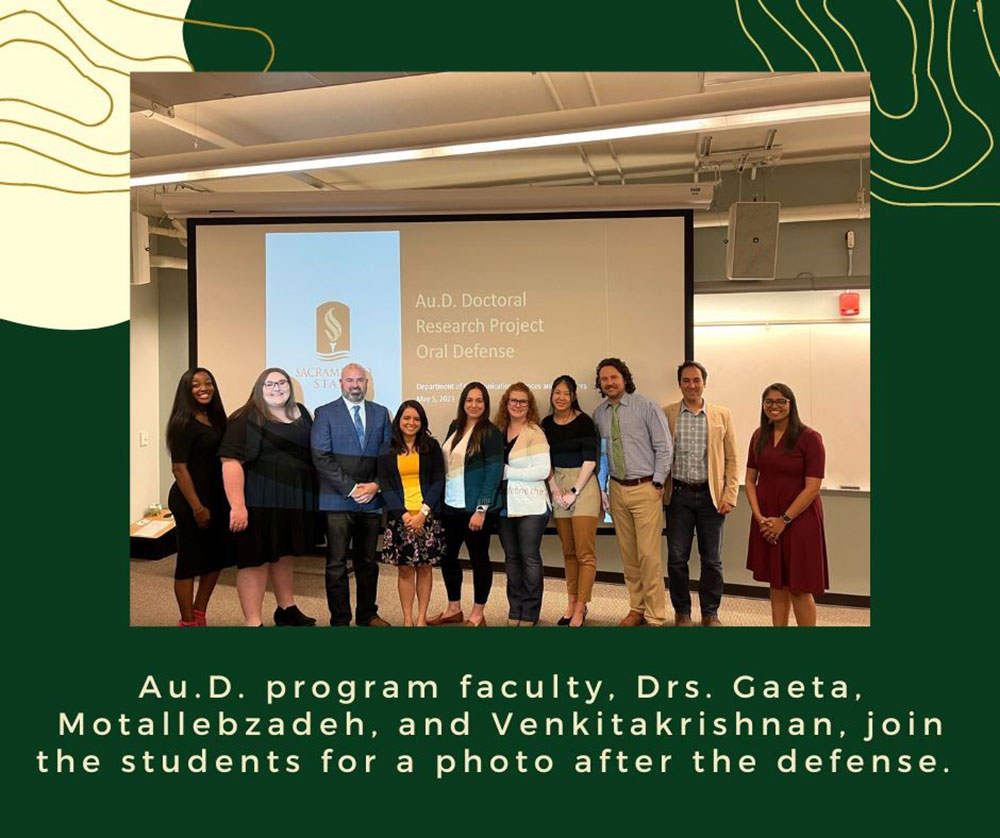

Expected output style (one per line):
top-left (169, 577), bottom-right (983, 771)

top-left (610, 403), bottom-right (626, 480)
top-left (352, 404), bottom-right (365, 448)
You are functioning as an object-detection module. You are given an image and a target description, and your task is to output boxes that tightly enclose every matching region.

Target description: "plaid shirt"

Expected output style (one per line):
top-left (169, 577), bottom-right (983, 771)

top-left (673, 401), bottom-right (708, 483)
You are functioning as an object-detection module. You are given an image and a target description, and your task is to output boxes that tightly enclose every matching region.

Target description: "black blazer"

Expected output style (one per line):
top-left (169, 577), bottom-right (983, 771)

top-left (377, 438), bottom-right (445, 516)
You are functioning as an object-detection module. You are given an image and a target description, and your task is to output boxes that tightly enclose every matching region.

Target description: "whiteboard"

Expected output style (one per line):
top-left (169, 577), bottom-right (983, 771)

top-left (693, 294), bottom-right (870, 490)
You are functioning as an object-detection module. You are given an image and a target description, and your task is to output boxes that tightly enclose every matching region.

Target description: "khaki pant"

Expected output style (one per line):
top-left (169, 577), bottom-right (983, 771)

top-left (609, 481), bottom-right (667, 625)
top-left (554, 516), bottom-right (598, 604)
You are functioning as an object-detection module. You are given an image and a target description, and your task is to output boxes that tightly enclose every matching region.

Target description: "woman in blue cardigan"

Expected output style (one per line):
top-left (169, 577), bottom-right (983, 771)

top-left (377, 400), bottom-right (446, 627)
top-left (428, 382), bottom-right (503, 627)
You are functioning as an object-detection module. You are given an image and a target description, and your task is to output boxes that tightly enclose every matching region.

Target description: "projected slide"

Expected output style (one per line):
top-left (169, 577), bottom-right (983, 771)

top-left (266, 231), bottom-right (402, 412)
top-left (195, 214), bottom-right (687, 435)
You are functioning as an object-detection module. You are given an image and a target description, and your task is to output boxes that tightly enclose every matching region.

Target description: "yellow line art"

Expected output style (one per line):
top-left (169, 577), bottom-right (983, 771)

top-left (0, 181), bottom-right (128, 194)
top-left (0, 118), bottom-right (129, 156)
top-left (871, 0), bottom-right (993, 191)
top-left (105, 0), bottom-right (276, 71)
top-left (796, 0), bottom-right (846, 70)
top-left (0, 9), bottom-right (128, 77)
top-left (978, 0), bottom-right (1000, 77)
top-left (735, 0), bottom-right (775, 71)
top-left (872, 190), bottom-right (1000, 207)
top-left (873, 0), bottom-right (951, 165)
top-left (0, 140), bottom-right (128, 177)
top-left (825, 0), bottom-right (918, 118)
top-left (0, 38), bottom-right (115, 127)
top-left (56, 0), bottom-right (192, 71)
top-left (758, 0), bottom-right (821, 71)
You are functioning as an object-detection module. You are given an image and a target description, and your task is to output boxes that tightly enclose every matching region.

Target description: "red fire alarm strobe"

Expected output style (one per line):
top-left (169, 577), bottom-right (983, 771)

top-left (840, 292), bottom-right (860, 316)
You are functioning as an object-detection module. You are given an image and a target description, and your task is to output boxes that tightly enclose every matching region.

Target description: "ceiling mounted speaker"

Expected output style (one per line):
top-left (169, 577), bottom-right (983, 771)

top-left (726, 201), bottom-right (780, 280)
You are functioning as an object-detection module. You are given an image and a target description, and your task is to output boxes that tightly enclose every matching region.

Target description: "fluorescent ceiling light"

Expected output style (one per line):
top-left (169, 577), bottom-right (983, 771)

top-left (130, 99), bottom-right (868, 188)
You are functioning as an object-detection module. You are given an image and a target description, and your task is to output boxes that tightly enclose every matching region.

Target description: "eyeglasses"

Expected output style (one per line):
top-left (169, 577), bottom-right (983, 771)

top-left (763, 398), bottom-right (789, 407)
top-left (509, 398), bottom-right (529, 407)
top-left (263, 379), bottom-right (289, 390)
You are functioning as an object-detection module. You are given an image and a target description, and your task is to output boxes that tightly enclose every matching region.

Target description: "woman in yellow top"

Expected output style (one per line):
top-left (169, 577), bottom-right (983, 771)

top-left (377, 400), bottom-right (446, 626)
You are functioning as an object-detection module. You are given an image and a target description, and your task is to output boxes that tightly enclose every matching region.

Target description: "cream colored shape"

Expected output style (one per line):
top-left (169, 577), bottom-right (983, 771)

top-left (0, 0), bottom-right (191, 329)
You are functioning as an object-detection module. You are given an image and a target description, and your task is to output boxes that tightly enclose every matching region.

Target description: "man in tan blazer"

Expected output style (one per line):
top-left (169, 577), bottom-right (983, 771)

top-left (663, 361), bottom-right (739, 626)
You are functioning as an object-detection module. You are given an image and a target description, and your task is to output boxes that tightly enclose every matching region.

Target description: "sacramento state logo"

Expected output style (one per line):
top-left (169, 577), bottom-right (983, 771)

top-left (316, 302), bottom-right (351, 361)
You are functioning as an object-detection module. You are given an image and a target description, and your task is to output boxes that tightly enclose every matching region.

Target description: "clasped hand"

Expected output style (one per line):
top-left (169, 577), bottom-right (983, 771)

top-left (758, 516), bottom-right (786, 545)
top-left (351, 482), bottom-right (379, 504)
top-left (401, 511), bottom-right (426, 534)
top-left (553, 489), bottom-right (576, 510)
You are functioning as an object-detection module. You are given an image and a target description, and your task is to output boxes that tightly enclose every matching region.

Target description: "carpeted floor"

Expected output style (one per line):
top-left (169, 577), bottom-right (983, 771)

top-left (131, 554), bottom-right (870, 628)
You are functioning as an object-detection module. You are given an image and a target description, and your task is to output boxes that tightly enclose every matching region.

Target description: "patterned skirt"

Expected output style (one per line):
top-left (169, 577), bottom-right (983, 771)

top-left (380, 512), bottom-right (445, 567)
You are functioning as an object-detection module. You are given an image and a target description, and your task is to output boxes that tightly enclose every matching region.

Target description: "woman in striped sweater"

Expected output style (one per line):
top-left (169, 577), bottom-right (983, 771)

top-left (496, 383), bottom-right (552, 626)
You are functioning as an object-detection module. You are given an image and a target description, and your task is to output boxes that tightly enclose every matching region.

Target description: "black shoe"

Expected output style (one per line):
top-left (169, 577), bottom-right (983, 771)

top-left (274, 605), bottom-right (317, 626)
top-left (557, 615), bottom-right (573, 626)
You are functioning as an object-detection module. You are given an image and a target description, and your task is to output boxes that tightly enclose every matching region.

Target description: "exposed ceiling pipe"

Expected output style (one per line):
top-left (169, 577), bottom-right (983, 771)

top-left (149, 224), bottom-right (183, 238)
top-left (696, 275), bottom-right (870, 293)
top-left (140, 108), bottom-right (337, 191)
top-left (150, 255), bottom-right (187, 270)
top-left (159, 183), bottom-right (714, 218)
top-left (694, 202), bottom-right (870, 227)
top-left (540, 73), bottom-right (598, 185)
top-left (132, 74), bottom-right (870, 180)
top-left (583, 73), bottom-right (626, 185)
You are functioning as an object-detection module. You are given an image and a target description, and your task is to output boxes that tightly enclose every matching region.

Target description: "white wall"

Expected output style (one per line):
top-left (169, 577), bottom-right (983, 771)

top-left (694, 289), bottom-right (870, 490)
top-left (129, 279), bottom-right (160, 521)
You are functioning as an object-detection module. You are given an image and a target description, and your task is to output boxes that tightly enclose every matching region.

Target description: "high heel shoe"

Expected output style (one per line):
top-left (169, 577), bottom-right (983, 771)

top-left (569, 606), bottom-right (588, 627)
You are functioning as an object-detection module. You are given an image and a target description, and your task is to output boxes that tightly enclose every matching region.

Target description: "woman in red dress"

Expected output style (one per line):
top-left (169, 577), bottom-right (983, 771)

top-left (745, 383), bottom-right (828, 626)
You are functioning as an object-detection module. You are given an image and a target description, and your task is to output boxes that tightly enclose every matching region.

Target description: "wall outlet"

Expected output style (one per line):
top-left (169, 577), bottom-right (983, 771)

top-left (139, 430), bottom-right (149, 447)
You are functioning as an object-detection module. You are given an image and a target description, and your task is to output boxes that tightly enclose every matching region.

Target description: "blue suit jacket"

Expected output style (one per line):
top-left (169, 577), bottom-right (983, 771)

top-left (311, 397), bottom-right (392, 512)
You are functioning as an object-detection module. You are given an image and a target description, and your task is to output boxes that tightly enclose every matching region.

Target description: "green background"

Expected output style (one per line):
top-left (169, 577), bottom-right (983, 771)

top-left (6, 0), bottom-right (996, 832)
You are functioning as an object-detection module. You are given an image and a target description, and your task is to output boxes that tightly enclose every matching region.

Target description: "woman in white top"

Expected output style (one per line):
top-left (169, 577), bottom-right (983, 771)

top-left (495, 382), bottom-right (551, 626)
top-left (427, 382), bottom-right (503, 628)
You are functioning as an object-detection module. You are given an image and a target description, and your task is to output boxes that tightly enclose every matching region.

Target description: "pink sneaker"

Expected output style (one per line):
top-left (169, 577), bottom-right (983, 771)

top-left (192, 608), bottom-right (207, 627)
top-left (178, 619), bottom-right (198, 627)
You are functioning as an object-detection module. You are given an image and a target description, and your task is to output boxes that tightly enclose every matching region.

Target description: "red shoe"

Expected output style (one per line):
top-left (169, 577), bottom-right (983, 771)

top-left (178, 619), bottom-right (198, 627)
top-left (192, 608), bottom-right (207, 627)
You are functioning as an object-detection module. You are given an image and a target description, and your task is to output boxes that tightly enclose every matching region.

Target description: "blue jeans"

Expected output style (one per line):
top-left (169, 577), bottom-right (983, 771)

top-left (665, 484), bottom-right (725, 617)
top-left (498, 513), bottom-right (548, 622)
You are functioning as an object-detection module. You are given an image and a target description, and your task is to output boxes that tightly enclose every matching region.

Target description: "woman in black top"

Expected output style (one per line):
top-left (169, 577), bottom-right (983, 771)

top-left (219, 368), bottom-right (318, 627)
top-left (166, 368), bottom-right (230, 626)
top-left (541, 375), bottom-right (602, 627)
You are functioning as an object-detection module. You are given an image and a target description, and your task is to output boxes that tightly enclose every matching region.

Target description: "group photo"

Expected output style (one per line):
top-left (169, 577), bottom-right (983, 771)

top-left (157, 357), bottom-right (832, 629)
top-left (129, 71), bottom-right (871, 629)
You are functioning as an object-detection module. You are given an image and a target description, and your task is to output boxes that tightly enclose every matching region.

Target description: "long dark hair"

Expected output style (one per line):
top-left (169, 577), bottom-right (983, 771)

top-left (549, 374), bottom-right (582, 414)
top-left (595, 357), bottom-right (636, 396)
top-left (449, 381), bottom-right (493, 459)
top-left (390, 400), bottom-right (435, 455)
top-left (232, 367), bottom-right (299, 424)
top-left (754, 382), bottom-right (806, 455)
top-left (166, 367), bottom-right (227, 454)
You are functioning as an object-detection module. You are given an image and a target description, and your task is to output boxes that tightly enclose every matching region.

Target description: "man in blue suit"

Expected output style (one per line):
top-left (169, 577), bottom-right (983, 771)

top-left (312, 363), bottom-right (393, 626)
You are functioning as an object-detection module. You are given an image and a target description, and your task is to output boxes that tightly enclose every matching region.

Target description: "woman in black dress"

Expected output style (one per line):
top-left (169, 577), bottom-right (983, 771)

top-left (166, 367), bottom-right (230, 626)
top-left (219, 368), bottom-right (319, 627)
